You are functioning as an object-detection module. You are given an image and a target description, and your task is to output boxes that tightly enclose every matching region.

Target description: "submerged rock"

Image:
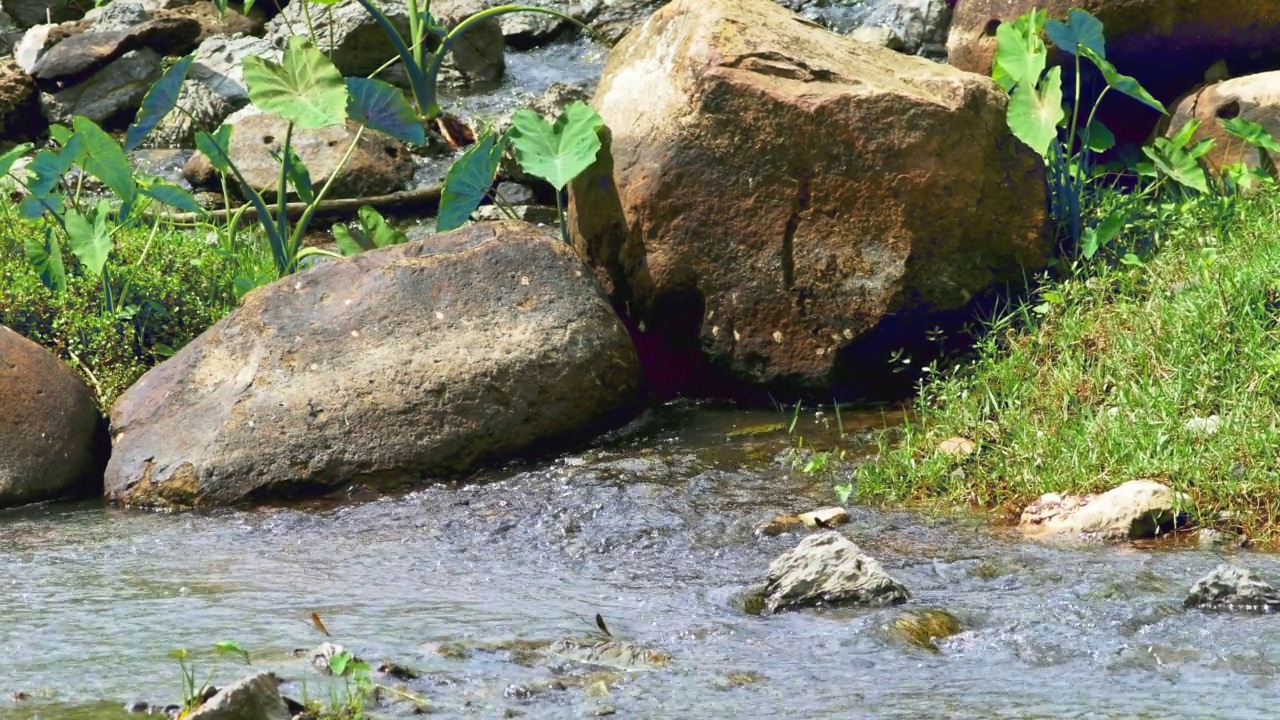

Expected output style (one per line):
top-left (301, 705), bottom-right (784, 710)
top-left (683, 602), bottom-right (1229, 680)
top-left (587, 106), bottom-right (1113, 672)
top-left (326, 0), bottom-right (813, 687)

top-left (185, 672), bottom-right (290, 720)
top-left (754, 531), bottom-right (909, 613)
top-left (570, 0), bottom-right (1048, 396)
top-left (1185, 565), bottom-right (1280, 613)
top-left (1020, 480), bottom-right (1185, 541)
top-left (0, 325), bottom-right (104, 508)
top-left (755, 507), bottom-right (850, 536)
top-left (891, 609), bottom-right (962, 652)
top-left (105, 222), bottom-right (644, 508)
top-left (545, 639), bottom-right (672, 671)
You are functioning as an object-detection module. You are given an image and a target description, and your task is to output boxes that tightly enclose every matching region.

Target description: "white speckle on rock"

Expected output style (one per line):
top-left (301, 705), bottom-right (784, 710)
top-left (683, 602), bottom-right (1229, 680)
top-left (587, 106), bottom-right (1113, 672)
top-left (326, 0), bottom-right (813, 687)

top-left (351, 331), bottom-right (359, 338)
top-left (733, 330), bottom-right (741, 341)
top-left (436, 311), bottom-right (444, 320)
top-left (711, 325), bottom-right (720, 337)
top-left (521, 276), bottom-right (530, 285)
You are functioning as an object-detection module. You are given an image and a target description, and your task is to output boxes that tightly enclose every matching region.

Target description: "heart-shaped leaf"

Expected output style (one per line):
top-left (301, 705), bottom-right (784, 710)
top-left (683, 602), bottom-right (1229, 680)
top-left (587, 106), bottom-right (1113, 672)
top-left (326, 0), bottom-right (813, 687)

top-left (1044, 8), bottom-right (1105, 59)
top-left (65, 199), bottom-right (114, 276)
top-left (1143, 139), bottom-right (1209, 193)
top-left (124, 55), bottom-right (193, 153)
top-left (509, 101), bottom-right (604, 191)
top-left (73, 116), bottom-right (135, 203)
top-left (195, 124), bottom-right (234, 174)
top-left (140, 180), bottom-right (202, 213)
top-left (347, 77), bottom-right (425, 145)
top-left (437, 132), bottom-right (508, 232)
top-left (25, 227), bottom-right (66, 293)
top-left (243, 36), bottom-right (347, 129)
top-left (1007, 66), bottom-right (1064, 159)
top-left (993, 19), bottom-right (1047, 92)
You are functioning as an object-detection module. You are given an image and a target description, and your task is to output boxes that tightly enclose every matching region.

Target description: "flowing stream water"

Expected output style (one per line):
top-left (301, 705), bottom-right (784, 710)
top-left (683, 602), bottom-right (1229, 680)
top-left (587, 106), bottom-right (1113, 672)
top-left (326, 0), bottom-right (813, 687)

top-left (2, 403), bottom-right (1278, 719)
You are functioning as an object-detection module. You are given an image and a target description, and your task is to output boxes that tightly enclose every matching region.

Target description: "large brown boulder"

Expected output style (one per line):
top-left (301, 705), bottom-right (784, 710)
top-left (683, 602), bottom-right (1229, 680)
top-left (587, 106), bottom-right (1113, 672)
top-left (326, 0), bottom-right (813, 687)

top-left (105, 223), bottom-right (644, 508)
top-left (569, 0), bottom-right (1048, 394)
top-left (1167, 72), bottom-right (1280, 174)
top-left (0, 325), bottom-right (103, 507)
top-left (948, 1), bottom-right (1280, 140)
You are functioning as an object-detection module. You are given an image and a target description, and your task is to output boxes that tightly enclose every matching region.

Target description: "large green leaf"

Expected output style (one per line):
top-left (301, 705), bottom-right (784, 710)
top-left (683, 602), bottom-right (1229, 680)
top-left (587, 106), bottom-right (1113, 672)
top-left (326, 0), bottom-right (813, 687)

top-left (509, 101), bottom-right (604, 191)
top-left (332, 206), bottom-right (406, 256)
top-left (25, 227), bottom-right (66, 293)
top-left (0, 143), bottom-right (31, 177)
top-left (27, 135), bottom-right (83, 198)
top-left (73, 117), bottom-right (135, 202)
top-left (1044, 8), bottom-right (1105, 59)
top-left (1143, 138), bottom-right (1209, 193)
top-left (993, 20), bottom-right (1047, 92)
top-left (437, 132), bottom-right (508, 232)
top-left (1007, 66), bottom-right (1064, 159)
top-left (1220, 117), bottom-right (1280, 153)
top-left (243, 36), bottom-right (348, 129)
top-left (195, 124), bottom-right (233, 174)
top-left (65, 200), bottom-right (113, 276)
top-left (124, 55), bottom-right (193, 153)
top-left (347, 77), bottom-right (425, 145)
top-left (1079, 45), bottom-right (1165, 115)
top-left (140, 179), bottom-right (202, 213)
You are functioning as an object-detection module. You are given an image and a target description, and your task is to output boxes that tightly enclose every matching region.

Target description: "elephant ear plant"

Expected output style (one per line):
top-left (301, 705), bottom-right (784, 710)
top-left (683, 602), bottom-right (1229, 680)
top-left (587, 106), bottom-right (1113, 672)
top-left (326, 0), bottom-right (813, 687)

top-left (8, 55), bottom-right (201, 308)
top-left (436, 100), bottom-right (605, 242)
top-left (194, 35), bottom-right (426, 288)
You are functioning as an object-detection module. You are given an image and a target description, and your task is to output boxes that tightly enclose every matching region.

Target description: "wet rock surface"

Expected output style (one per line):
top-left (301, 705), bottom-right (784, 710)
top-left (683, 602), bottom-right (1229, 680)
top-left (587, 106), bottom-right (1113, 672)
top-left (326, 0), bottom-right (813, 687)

top-left (105, 222), bottom-right (644, 508)
top-left (1019, 480), bottom-right (1185, 541)
top-left (184, 672), bottom-right (290, 720)
top-left (1185, 564), bottom-right (1280, 613)
top-left (755, 531), bottom-right (910, 613)
top-left (6, 405), bottom-right (1280, 717)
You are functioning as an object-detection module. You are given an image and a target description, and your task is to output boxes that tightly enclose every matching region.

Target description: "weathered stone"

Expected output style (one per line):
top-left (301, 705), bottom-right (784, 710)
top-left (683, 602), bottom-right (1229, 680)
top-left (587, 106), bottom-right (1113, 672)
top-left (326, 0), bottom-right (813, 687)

top-left (1168, 72), bottom-right (1280, 175)
top-left (497, 1), bottom-right (573, 49)
top-left (584, 0), bottom-right (666, 44)
top-left (105, 223), bottom-right (644, 507)
top-left (145, 79), bottom-right (232, 149)
top-left (0, 57), bottom-right (43, 140)
top-left (1185, 564), bottom-right (1280, 612)
top-left (83, 0), bottom-right (149, 32)
top-left (40, 48), bottom-right (161, 126)
top-left (0, 325), bottom-right (103, 508)
top-left (937, 437), bottom-right (976, 457)
top-left (947, 0), bottom-right (1280, 138)
top-left (1019, 480), bottom-right (1185, 540)
top-left (14, 22), bottom-right (74, 74)
top-left (189, 34), bottom-right (280, 108)
top-left (569, 0), bottom-right (1048, 394)
top-left (183, 109), bottom-right (414, 200)
top-left (185, 672), bottom-right (290, 720)
top-left (167, 1), bottom-right (264, 45)
top-left (31, 16), bottom-right (201, 83)
top-left (4, 0), bottom-right (85, 30)
top-left (757, 531), bottom-right (909, 613)
top-left (432, 0), bottom-right (506, 86)
top-left (0, 10), bottom-right (25, 56)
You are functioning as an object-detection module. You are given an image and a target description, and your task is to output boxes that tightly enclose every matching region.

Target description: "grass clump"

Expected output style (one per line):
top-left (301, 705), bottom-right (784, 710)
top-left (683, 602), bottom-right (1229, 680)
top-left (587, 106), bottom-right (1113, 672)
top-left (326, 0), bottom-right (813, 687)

top-left (857, 189), bottom-right (1280, 539)
top-left (0, 219), bottom-right (238, 410)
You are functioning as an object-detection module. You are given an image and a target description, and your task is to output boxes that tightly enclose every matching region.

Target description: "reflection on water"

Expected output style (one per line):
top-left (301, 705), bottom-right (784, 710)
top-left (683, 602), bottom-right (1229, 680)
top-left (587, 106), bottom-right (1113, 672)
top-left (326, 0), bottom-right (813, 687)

top-left (1, 403), bottom-right (1277, 719)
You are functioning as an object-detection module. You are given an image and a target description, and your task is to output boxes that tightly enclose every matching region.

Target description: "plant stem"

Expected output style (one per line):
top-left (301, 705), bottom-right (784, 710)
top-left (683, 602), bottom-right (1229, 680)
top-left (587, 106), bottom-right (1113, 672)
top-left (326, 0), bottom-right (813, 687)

top-left (555, 187), bottom-right (567, 244)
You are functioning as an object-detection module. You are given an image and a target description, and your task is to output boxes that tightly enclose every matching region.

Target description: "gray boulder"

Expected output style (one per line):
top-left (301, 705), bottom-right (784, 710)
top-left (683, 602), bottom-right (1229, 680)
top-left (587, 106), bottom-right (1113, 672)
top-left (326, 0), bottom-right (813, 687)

top-left (39, 47), bottom-right (161, 125)
top-left (145, 79), bottom-right (232, 149)
top-left (758, 531), bottom-right (909, 613)
top-left (4, 0), bottom-right (85, 30)
top-left (189, 34), bottom-right (280, 108)
top-left (0, 325), bottom-right (103, 508)
top-left (185, 672), bottom-right (290, 720)
top-left (1019, 480), bottom-right (1185, 541)
top-left (1185, 565), bottom-right (1280, 612)
top-left (104, 222), bottom-right (645, 508)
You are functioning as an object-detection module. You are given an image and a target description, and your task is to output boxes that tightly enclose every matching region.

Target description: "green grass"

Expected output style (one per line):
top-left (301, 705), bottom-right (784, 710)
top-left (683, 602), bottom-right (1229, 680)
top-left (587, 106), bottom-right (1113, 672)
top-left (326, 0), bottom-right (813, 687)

top-left (857, 188), bottom-right (1280, 539)
top-left (0, 217), bottom-right (247, 410)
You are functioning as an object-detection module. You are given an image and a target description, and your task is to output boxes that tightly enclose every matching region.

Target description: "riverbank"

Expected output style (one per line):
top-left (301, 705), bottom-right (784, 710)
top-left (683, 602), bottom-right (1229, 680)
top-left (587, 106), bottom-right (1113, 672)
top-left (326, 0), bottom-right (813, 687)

top-left (858, 187), bottom-right (1280, 540)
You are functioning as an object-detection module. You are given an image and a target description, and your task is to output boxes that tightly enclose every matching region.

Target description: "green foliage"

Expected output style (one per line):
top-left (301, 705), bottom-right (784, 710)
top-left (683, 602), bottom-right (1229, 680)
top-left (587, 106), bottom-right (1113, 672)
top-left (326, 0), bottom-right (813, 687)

top-left (859, 188), bottom-right (1280, 540)
top-left (243, 36), bottom-right (348, 130)
top-left (170, 641), bottom-right (251, 713)
top-left (509, 101), bottom-right (605, 192)
top-left (0, 220), bottom-right (237, 410)
top-left (332, 206), bottom-right (408, 255)
top-left (346, 77), bottom-right (426, 145)
top-left (125, 55), bottom-right (194, 153)
top-left (436, 131), bottom-right (509, 232)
